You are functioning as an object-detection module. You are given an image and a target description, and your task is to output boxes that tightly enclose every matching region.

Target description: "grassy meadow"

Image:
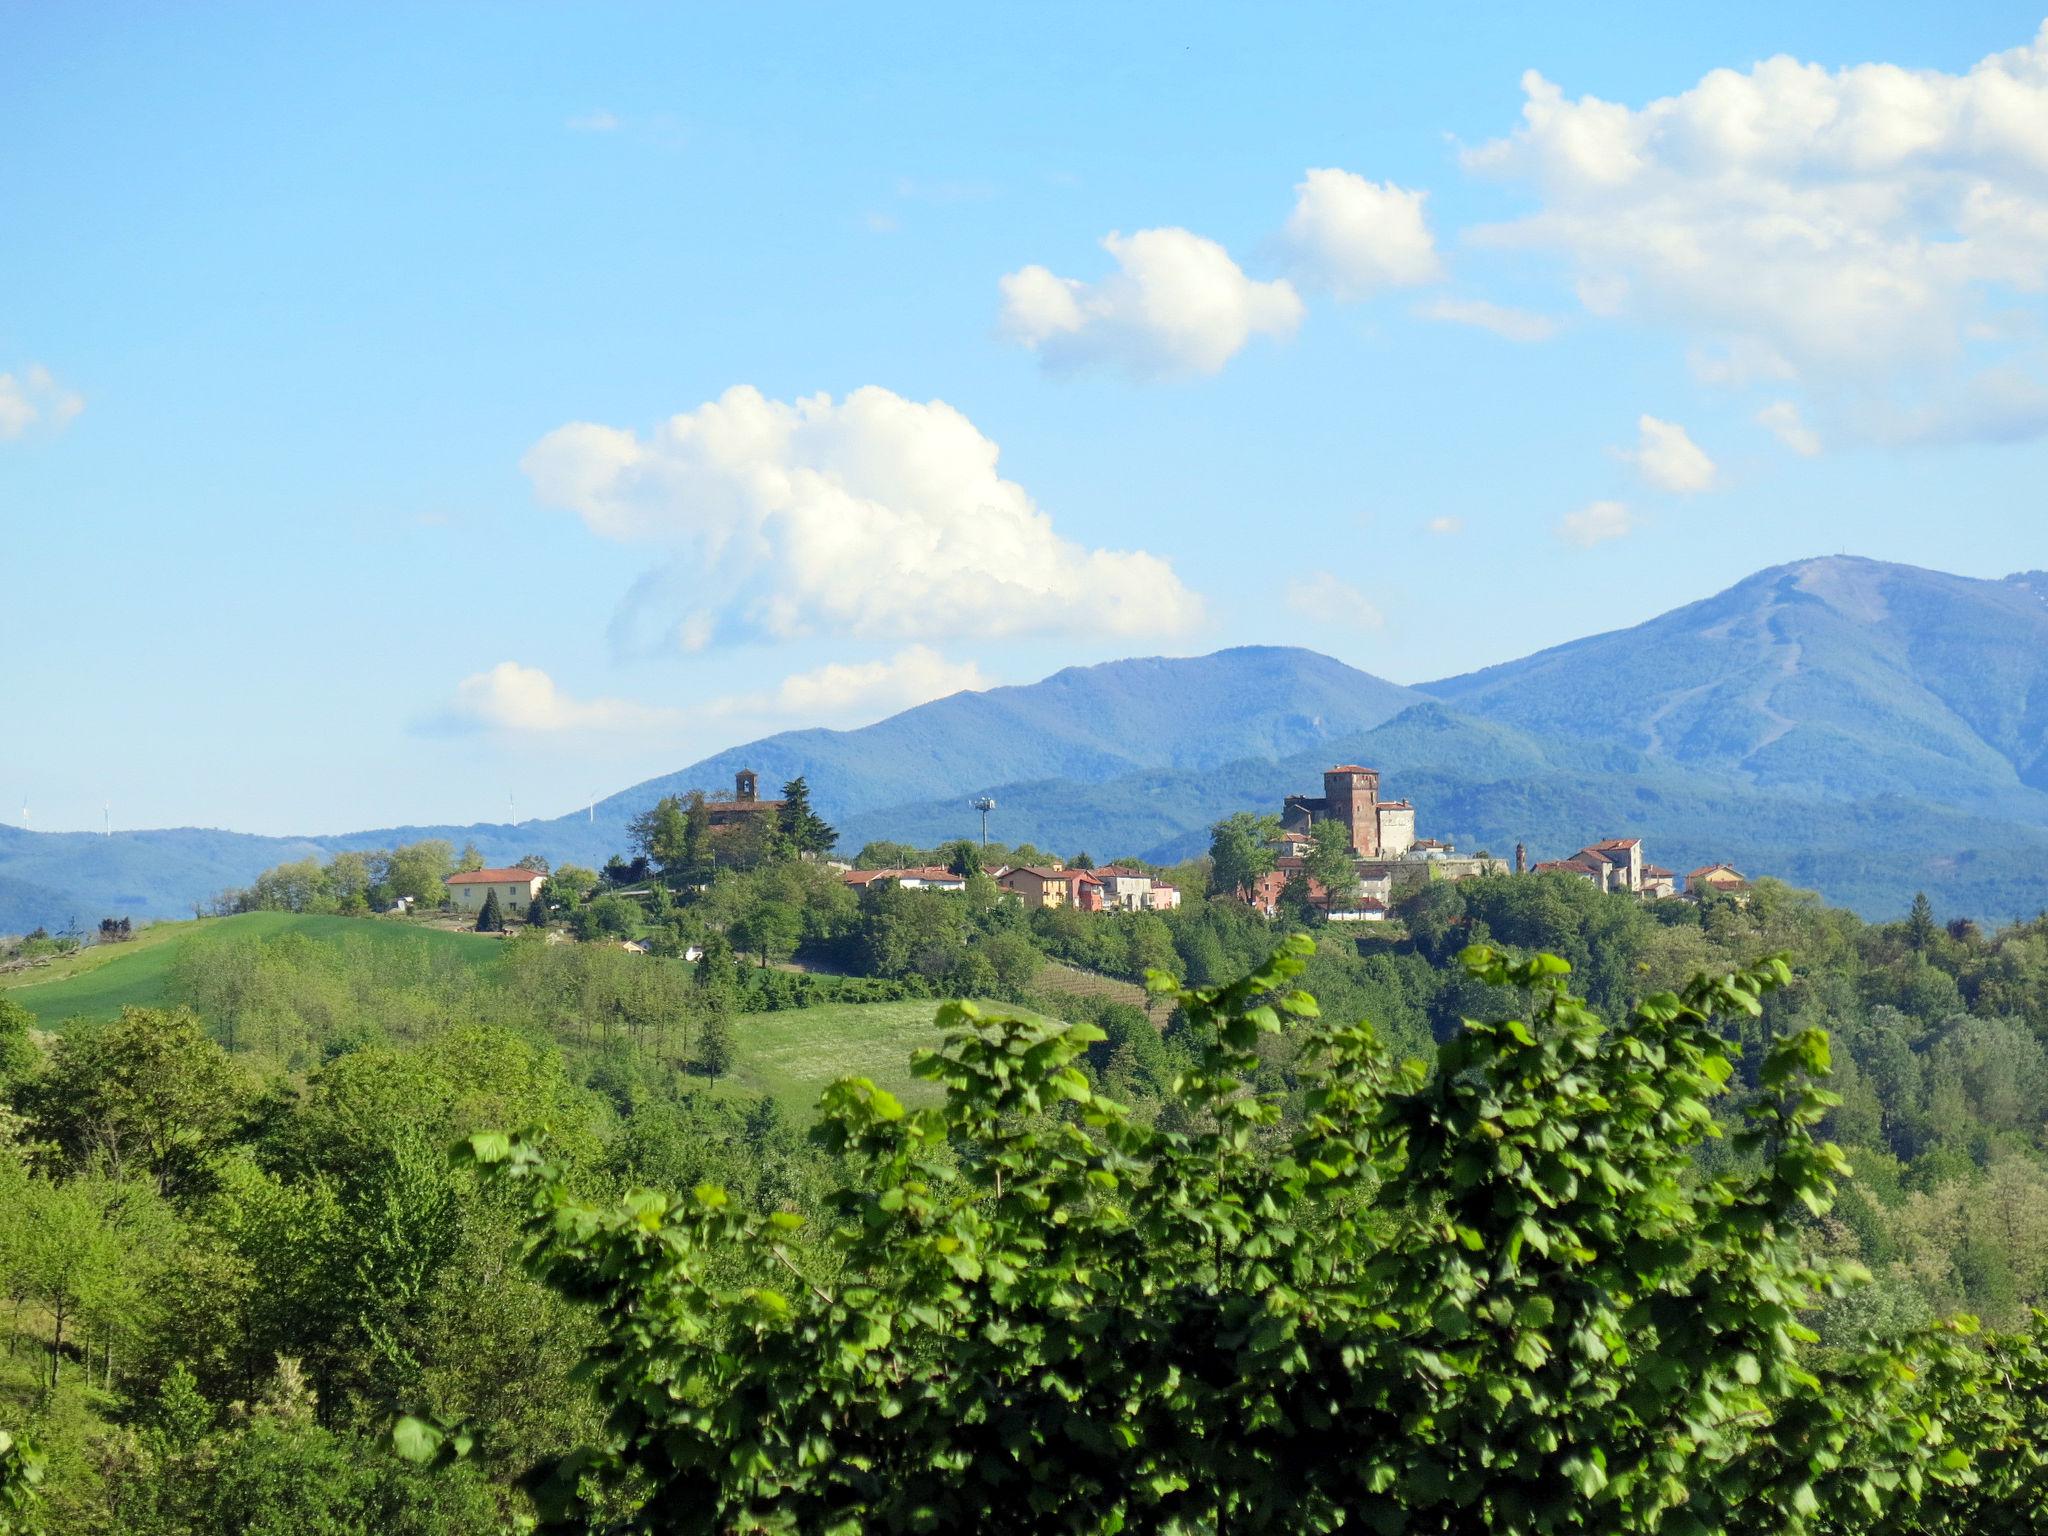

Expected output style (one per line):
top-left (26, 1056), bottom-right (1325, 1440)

top-left (0, 912), bottom-right (504, 1026)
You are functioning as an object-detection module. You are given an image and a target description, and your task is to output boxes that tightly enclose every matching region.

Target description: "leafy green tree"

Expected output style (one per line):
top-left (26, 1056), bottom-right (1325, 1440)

top-left (776, 776), bottom-right (837, 858)
top-left (629, 794), bottom-right (693, 877)
top-left (697, 1014), bottom-right (735, 1082)
top-left (0, 1429), bottom-right (45, 1535)
top-left (941, 839), bottom-right (982, 878)
top-left (1207, 810), bottom-right (1280, 898)
top-left (28, 1007), bottom-right (250, 1199)
top-left (0, 997), bottom-right (38, 1092)
top-left (437, 939), bottom-right (2030, 1534)
top-left (382, 841), bottom-right (456, 907)
top-left (474, 888), bottom-right (503, 933)
top-left (1302, 817), bottom-right (1359, 904)
top-left (695, 931), bottom-right (742, 1001)
top-left (733, 901), bottom-right (802, 967)
top-left (571, 893), bottom-right (636, 941)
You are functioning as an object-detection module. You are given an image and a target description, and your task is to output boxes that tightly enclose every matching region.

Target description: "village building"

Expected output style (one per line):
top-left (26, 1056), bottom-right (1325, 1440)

top-left (993, 865), bottom-right (1105, 911)
top-left (842, 866), bottom-right (968, 893)
top-left (1528, 840), bottom-right (1688, 900)
top-left (1686, 863), bottom-right (1751, 899)
top-left (705, 769), bottom-right (784, 829)
top-left (1091, 866), bottom-right (1182, 913)
top-left (1281, 767), bottom-right (1416, 858)
top-left (445, 867), bottom-right (545, 915)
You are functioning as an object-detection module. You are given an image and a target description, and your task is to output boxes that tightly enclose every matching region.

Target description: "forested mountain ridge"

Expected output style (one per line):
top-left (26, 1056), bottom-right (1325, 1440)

top-left (8, 559), bottom-right (2048, 929)
top-left (1422, 556), bottom-right (2048, 810)
top-left (576, 644), bottom-right (1422, 829)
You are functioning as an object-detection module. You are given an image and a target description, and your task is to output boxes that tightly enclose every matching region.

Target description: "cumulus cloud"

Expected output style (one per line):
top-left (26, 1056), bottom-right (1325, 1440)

top-left (522, 385), bottom-right (1204, 645)
top-left (1426, 515), bottom-right (1465, 536)
top-left (1280, 169), bottom-right (1441, 298)
top-left (1619, 414), bottom-right (1716, 492)
top-left (445, 663), bottom-right (681, 734)
top-left (1416, 297), bottom-right (1561, 342)
top-left (0, 365), bottom-right (83, 440)
top-left (1757, 400), bottom-right (1822, 456)
top-left (998, 227), bottom-right (1303, 377)
top-left (1282, 572), bottom-right (1385, 630)
top-left (1464, 26), bottom-right (2048, 425)
top-left (727, 646), bottom-right (990, 721)
top-left (1558, 500), bottom-right (1636, 547)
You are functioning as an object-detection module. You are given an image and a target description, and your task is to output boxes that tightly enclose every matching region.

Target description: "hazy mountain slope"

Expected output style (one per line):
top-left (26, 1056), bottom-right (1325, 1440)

top-left (844, 701), bottom-right (2048, 921)
top-left (1, 648), bottom-right (1416, 928)
top-left (1421, 557), bottom-right (2048, 813)
top-left (570, 646), bottom-right (1419, 827)
top-left (11, 561), bottom-right (2048, 931)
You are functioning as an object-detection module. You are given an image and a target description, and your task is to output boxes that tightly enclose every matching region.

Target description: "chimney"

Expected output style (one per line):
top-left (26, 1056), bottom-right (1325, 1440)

top-left (1514, 842), bottom-right (1527, 876)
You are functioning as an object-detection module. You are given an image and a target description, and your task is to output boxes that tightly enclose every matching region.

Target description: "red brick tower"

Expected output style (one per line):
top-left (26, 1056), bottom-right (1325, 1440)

top-left (1321, 766), bottom-right (1380, 857)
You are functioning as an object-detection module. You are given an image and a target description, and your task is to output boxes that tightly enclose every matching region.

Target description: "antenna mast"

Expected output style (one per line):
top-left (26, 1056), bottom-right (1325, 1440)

top-left (972, 795), bottom-right (996, 849)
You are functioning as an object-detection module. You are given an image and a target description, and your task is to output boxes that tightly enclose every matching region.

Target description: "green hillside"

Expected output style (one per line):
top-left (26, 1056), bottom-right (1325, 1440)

top-left (0, 913), bottom-right (504, 1026)
top-left (715, 998), bottom-right (1025, 1116)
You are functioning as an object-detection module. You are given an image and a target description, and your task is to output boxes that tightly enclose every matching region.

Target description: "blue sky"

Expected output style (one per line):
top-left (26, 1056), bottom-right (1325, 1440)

top-left (5, 2), bottom-right (2047, 834)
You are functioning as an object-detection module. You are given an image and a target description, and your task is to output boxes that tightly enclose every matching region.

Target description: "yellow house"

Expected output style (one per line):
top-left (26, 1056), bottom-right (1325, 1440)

top-left (445, 867), bottom-right (545, 915)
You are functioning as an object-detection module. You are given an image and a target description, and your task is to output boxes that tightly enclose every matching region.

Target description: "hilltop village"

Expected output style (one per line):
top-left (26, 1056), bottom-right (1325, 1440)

top-left (1242, 763), bottom-right (1750, 923)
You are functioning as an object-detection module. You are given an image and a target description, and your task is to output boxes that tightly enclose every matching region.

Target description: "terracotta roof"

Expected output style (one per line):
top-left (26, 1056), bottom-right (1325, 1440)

top-left (446, 868), bottom-right (543, 885)
top-left (1376, 800), bottom-right (1413, 810)
top-left (1591, 837), bottom-right (1642, 850)
top-left (1643, 864), bottom-right (1674, 878)
top-left (1688, 863), bottom-right (1744, 879)
top-left (1327, 764), bottom-right (1374, 775)
top-left (845, 866), bottom-right (966, 886)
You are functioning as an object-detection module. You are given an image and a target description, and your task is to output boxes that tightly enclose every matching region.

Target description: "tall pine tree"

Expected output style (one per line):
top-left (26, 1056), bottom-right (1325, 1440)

top-left (475, 888), bottom-right (503, 933)
top-left (776, 776), bottom-right (837, 858)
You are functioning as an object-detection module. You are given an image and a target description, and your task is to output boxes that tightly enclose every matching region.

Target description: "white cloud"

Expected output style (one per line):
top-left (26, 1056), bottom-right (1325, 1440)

top-left (1558, 500), bottom-right (1636, 547)
top-left (1416, 297), bottom-right (1561, 342)
top-left (1282, 572), bottom-right (1385, 630)
top-left (1426, 515), bottom-right (1465, 536)
top-left (998, 227), bottom-right (1303, 377)
top-left (566, 109), bottom-right (620, 132)
top-left (1463, 27), bottom-right (2048, 423)
top-left (0, 365), bottom-right (83, 441)
top-left (727, 646), bottom-right (990, 721)
top-left (1280, 168), bottom-right (1441, 298)
top-left (442, 646), bottom-right (990, 738)
top-left (1757, 400), bottom-right (1822, 456)
top-left (522, 384), bottom-right (1204, 644)
top-left (1619, 414), bottom-right (1716, 492)
top-left (446, 663), bottom-right (681, 734)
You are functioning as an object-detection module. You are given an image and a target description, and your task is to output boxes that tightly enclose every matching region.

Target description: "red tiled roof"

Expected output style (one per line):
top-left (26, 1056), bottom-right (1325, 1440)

top-left (1376, 800), bottom-right (1413, 809)
top-left (1688, 864), bottom-right (1744, 879)
top-left (447, 868), bottom-right (543, 885)
top-left (1643, 865), bottom-right (1674, 878)
top-left (1327, 764), bottom-right (1374, 775)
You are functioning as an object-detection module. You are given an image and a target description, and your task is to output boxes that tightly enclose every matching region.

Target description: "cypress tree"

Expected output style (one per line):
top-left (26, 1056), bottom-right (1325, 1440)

top-left (476, 888), bottom-right (503, 933)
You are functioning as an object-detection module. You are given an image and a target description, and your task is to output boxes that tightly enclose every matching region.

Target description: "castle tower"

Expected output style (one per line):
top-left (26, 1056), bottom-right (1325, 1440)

top-left (735, 769), bottom-right (758, 803)
top-left (1515, 843), bottom-right (1527, 875)
top-left (1322, 765), bottom-right (1380, 857)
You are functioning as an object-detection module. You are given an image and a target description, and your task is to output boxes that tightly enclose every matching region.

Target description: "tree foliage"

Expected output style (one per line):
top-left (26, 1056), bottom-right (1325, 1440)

top-left (438, 939), bottom-right (2048, 1533)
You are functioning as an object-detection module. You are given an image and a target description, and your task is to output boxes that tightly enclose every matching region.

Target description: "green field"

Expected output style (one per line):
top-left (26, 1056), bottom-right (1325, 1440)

top-left (3, 915), bottom-right (1050, 1121)
top-left (0, 912), bottom-right (504, 1026)
top-left (718, 997), bottom-right (1043, 1116)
